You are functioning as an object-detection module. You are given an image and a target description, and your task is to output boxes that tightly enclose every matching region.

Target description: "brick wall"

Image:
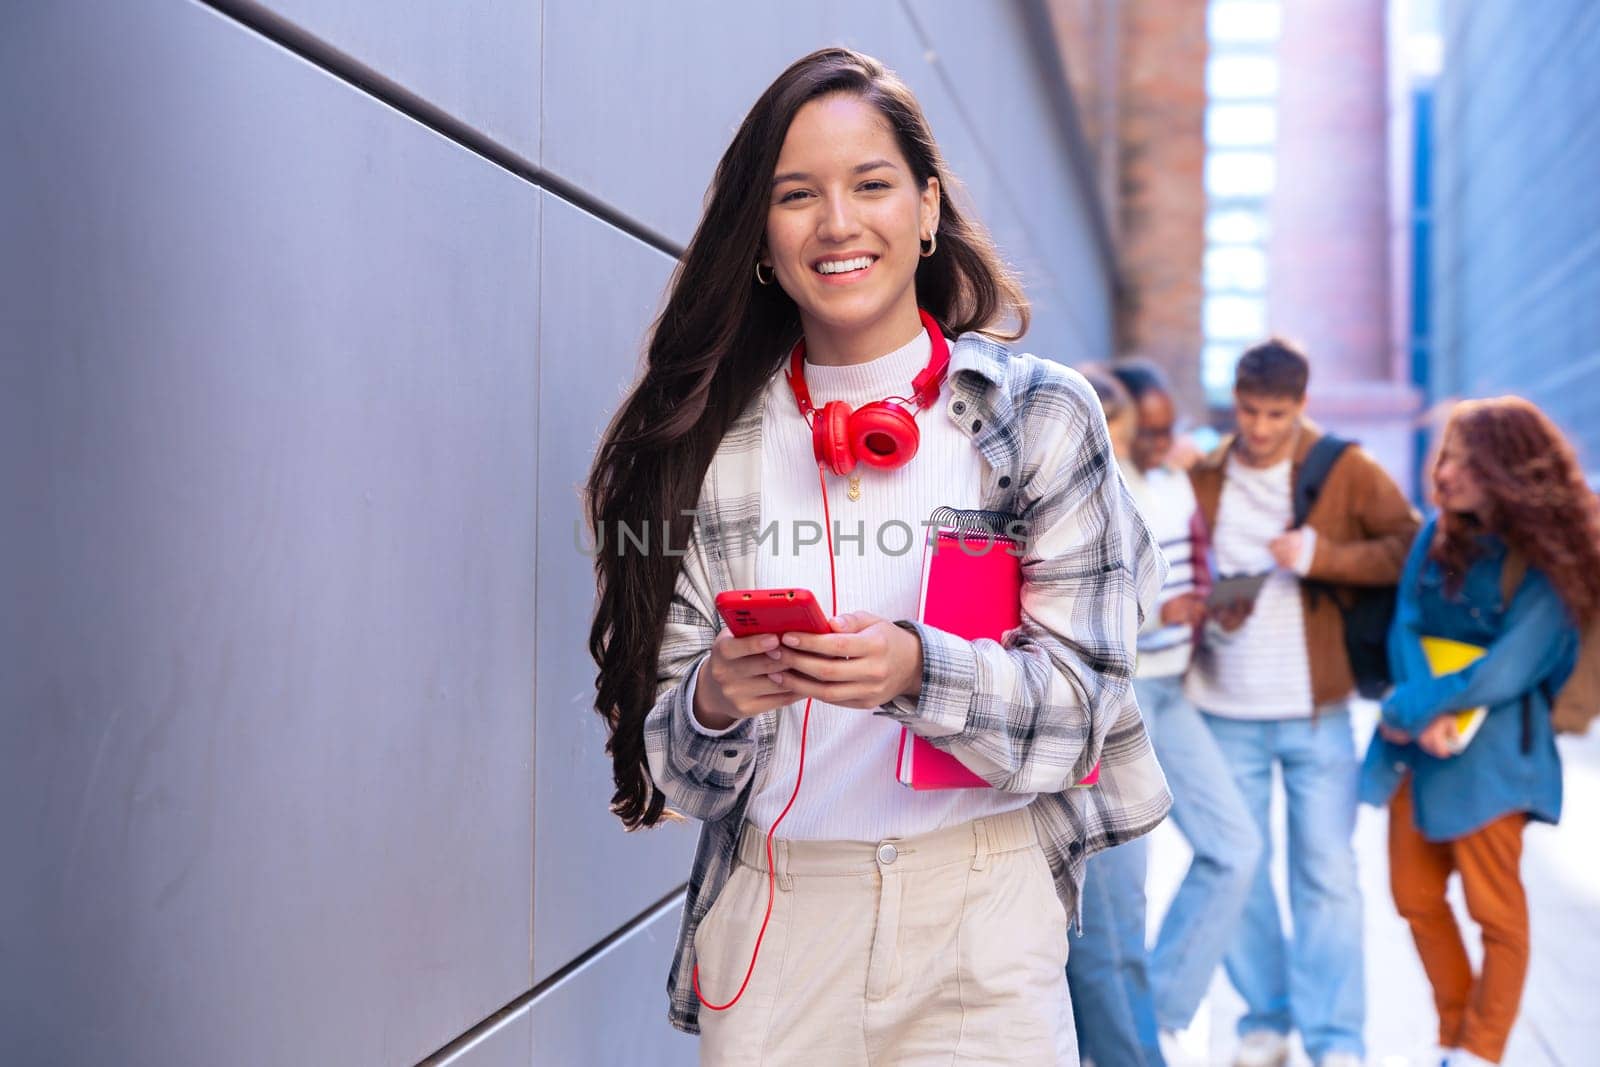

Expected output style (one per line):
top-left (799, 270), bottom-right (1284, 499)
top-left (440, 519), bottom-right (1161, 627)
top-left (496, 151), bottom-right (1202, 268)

top-left (1271, 0), bottom-right (1394, 387)
top-left (1271, 0), bottom-right (1418, 484)
top-left (1112, 0), bottom-right (1209, 417)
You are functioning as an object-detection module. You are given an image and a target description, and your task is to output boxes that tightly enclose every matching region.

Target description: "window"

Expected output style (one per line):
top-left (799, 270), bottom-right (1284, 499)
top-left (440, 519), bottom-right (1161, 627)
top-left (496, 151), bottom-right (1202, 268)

top-left (1207, 56), bottom-right (1279, 99)
top-left (1202, 0), bottom-right (1282, 405)
top-left (1209, 2), bottom-right (1282, 43)
top-left (1205, 246), bottom-right (1268, 291)
top-left (1206, 104), bottom-right (1277, 147)
top-left (1203, 344), bottom-right (1243, 394)
top-left (1205, 296), bottom-right (1267, 340)
top-left (1207, 209), bottom-right (1268, 244)
top-left (1205, 152), bottom-right (1276, 197)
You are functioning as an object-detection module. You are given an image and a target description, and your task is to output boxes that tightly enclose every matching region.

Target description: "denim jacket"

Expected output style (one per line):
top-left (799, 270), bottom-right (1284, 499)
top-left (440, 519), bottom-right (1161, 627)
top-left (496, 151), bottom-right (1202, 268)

top-left (1359, 515), bottom-right (1576, 841)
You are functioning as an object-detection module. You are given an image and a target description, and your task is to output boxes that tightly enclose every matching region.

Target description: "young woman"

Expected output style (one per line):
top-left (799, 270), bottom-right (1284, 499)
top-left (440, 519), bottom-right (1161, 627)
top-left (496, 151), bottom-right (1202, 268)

top-left (1109, 361), bottom-right (1261, 1065)
top-left (586, 48), bottom-right (1169, 1064)
top-left (1360, 397), bottom-right (1600, 1067)
top-left (1065, 363), bottom-right (1170, 1067)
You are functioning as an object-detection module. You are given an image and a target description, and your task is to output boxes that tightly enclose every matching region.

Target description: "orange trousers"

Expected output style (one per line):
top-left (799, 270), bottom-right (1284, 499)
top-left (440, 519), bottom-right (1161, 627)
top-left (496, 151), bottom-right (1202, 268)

top-left (1388, 778), bottom-right (1529, 1064)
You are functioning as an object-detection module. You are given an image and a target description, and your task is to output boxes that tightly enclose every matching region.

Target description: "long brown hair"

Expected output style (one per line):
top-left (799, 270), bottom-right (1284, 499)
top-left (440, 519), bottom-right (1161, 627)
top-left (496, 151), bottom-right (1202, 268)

top-left (586, 48), bottom-right (1028, 829)
top-left (1431, 396), bottom-right (1600, 624)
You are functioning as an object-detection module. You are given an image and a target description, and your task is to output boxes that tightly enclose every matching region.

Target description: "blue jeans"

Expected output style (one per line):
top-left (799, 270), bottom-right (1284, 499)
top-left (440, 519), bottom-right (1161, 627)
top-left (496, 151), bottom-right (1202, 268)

top-left (1139, 675), bottom-right (1263, 1031)
top-left (1066, 836), bottom-right (1165, 1067)
top-left (1205, 708), bottom-right (1366, 1061)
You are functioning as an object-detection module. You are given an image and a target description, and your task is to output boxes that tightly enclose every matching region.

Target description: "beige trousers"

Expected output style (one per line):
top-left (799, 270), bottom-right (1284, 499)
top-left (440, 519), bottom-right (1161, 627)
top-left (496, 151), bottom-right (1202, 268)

top-left (694, 807), bottom-right (1076, 1066)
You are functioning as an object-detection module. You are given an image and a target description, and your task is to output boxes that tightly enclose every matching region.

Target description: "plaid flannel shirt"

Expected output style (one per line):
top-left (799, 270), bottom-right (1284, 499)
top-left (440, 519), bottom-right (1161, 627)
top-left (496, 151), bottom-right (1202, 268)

top-left (642, 332), bottom-right (1172, 1034)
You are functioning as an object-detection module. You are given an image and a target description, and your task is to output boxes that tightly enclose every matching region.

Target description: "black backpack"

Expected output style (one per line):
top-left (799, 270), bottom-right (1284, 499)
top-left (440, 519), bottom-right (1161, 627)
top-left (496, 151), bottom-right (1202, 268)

top-left (1293, 435), bottom-right (1397, 700)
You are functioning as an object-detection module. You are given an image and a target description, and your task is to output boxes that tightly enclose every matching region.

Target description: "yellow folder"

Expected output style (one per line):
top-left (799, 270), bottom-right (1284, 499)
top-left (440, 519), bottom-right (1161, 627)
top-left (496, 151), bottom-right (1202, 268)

top-left (1419, 635), bottom-right (1488, 753)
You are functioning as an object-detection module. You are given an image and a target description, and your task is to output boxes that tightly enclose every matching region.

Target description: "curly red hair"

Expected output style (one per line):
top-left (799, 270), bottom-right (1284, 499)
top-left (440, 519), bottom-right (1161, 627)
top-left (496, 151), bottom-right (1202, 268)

top-left (1432, 397), bottom-right (1600, 625)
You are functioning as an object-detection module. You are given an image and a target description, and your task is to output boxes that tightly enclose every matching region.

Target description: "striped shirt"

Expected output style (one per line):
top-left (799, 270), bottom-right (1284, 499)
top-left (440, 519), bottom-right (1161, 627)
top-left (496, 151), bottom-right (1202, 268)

top-left (641, 332), bottom-right (1172, 1034)
top-left (1185, 454), bottom-right (1316, 718)
top-left (1122, 461), bottom-right (1201, 679)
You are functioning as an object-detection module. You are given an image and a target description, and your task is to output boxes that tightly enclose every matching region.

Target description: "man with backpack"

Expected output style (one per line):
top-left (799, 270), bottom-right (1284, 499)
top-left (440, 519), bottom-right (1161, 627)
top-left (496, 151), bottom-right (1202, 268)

top-left (1186, 338), bottom-right (1421, 1067)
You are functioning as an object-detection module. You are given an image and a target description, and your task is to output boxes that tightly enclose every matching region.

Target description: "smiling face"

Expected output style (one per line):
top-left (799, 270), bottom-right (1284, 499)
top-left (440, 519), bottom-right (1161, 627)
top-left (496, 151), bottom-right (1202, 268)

top-left (763, 93), bottom-right (939, 362)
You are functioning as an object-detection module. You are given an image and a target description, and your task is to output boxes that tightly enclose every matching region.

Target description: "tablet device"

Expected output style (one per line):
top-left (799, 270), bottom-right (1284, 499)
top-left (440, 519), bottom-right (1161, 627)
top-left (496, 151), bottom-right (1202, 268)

top-left (1206, 571), bottom-right (1271, 610)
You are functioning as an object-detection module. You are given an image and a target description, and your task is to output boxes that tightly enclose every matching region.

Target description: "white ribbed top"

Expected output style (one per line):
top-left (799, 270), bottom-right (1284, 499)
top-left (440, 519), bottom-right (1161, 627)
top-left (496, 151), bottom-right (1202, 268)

top-left (1184, 454), bottom-right (1316, 718)
top-left (746, 327), bottom-right (1035, 840)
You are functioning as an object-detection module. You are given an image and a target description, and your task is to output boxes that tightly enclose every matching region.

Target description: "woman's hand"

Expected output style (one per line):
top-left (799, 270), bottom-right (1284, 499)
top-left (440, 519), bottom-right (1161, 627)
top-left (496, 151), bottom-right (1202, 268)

top-left (764, 611), bottom-right (924, 711)
top-left (1212, 599), bottom-right (1254, 633)
top-left (1377, 721), bottom-right (1413, 745)
top-left (1417, 714), bottom-right (1460, 759)
top-left (1160, 592), bottom-right (1207, 628)
top-left (692, 629), bottom-right (799, 731)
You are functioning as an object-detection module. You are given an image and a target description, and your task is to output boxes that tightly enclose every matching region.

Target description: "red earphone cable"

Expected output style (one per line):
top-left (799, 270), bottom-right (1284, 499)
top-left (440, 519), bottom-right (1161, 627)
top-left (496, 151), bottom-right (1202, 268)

top-left (816, 459), bottom-right (839, 639)
top-left (692, 462), bottom-right (838, 1012)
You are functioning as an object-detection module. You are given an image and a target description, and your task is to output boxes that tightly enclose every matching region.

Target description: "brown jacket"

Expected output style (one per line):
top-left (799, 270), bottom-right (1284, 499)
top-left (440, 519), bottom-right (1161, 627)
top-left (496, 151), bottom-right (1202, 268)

top-left (1190, 421), bottom-right (1423, 707)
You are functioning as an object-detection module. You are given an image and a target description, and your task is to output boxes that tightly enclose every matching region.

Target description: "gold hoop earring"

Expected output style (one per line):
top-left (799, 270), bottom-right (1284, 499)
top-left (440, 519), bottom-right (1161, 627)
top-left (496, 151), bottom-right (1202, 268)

top-left (755, 261), bottom-right (776, 286)
top-left (920, 232), bottom-right (937, 258)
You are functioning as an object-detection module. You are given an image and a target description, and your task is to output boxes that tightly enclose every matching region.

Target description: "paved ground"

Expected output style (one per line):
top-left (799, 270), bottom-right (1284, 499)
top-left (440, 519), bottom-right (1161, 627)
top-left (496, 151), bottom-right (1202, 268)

top-left (1145, 703), bottom-right (1600, 1067)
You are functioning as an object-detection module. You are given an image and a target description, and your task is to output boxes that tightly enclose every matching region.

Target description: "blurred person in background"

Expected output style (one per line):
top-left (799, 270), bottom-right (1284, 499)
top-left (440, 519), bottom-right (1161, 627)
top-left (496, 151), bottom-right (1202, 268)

top-left (1075, 364), bottom-right (1139, 457)
top-left (1187, 339), bottom-right (1420, 1067)
top-left (1360, 397), bottom-right (1600, 1067)
top-left (1107, 360), bottom-right (1257, 1063)
top-left (1067, 364), bottom-right (1167, 1067)
top-left (1080, 364), bottom-right (1136, 463)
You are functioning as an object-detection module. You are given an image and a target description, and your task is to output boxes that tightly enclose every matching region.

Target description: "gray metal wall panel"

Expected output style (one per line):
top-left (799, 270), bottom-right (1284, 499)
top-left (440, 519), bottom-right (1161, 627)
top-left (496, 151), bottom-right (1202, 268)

top-left (255, 0), bottom-right (543, 160)
top-left (532, 194), bottom-right (699, 984)
top-left (903, 0), bottom-right (1114, 362)
top-left (432, 1006), bottom-right (534, 1067)
top-left (540, 0), bottom-right (1108, 360)
top-left (1, 3), bottom-right (1118, 1063)
top-left (530, 900), bottom-right (697, 1066)
top-left (1432, 0), bottom-right (1600, 468)
top-left (541, 0), bottom-right (921, 245)
top-left (0, 5), bottom-right (537, 1065)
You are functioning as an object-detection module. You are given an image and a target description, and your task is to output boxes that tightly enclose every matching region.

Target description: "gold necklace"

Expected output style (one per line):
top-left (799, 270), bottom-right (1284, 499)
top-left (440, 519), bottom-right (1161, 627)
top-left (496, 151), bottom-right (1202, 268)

top-left (848, 474), bottom-right (862, 502)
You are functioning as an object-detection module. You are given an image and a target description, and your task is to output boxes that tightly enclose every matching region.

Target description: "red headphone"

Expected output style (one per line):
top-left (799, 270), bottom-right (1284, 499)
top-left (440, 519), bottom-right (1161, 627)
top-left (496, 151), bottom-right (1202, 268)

top-left (783, 308), bottom-right (951, 476)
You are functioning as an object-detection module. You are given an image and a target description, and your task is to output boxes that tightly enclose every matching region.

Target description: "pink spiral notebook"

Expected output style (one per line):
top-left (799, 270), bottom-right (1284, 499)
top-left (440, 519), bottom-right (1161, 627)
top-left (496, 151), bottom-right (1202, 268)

top-left (895, 515), bottom-right (1100, 790)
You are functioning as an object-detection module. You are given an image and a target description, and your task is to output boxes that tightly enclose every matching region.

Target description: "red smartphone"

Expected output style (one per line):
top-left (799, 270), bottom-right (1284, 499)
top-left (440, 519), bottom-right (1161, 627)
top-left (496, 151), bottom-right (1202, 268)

top-left (714, 588), bottom-right (833, 638)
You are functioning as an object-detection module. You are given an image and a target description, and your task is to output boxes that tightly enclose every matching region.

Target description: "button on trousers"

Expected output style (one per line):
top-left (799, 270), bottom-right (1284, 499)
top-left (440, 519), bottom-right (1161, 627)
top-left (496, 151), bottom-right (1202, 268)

top-left (694, 807), bottom-right (1076, 1065)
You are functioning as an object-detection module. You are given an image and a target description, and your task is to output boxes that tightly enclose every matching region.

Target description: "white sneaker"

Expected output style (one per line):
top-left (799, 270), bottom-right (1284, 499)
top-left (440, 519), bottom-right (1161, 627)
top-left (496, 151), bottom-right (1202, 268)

top-left (1159, 1025), bottom-right (1209, 1066)
top-left (1233, 1030), bottom-right (1290, 1067)
top-left (1316, 1053), bottom-right (1363, 1067)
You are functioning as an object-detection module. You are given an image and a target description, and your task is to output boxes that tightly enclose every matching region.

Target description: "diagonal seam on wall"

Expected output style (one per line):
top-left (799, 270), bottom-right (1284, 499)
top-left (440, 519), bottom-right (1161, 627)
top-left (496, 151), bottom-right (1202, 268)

top-left (199, 0), bottom-right (686, 260)
top-left (413, 886), bottom-right (688, 1065)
